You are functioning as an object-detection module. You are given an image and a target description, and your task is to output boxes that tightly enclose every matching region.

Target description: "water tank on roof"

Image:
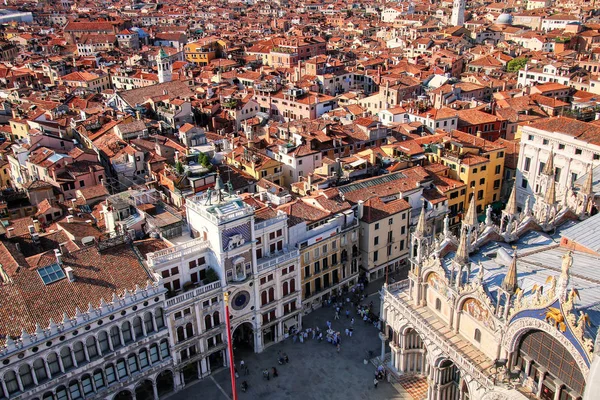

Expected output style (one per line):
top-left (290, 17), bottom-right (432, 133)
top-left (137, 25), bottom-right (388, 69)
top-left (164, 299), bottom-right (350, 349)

top-left (496, 13), bottom-right (513, 25)
top-left (81, 236), bottom-right (95, 246)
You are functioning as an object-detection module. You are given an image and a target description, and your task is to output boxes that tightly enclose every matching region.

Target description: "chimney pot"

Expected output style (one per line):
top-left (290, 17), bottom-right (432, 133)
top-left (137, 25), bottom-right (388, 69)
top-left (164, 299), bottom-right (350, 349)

top-left (67, 215), bottom-right (74, 223)
top-left (65, 266), bottom-right (74, 282)
top-left (54, 249), bottom-right (62, 265)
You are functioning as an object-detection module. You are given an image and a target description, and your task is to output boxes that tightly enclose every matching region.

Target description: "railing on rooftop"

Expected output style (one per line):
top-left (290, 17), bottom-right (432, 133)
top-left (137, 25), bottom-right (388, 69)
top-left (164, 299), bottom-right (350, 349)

top-left (255, 213), bottom-right (287, 231)
top-left (165, 281), bottom-right (221, 309)
top-left (148, 237), bottom-right (210, 267)
top-left (257, 248), bottom-right (299, 272)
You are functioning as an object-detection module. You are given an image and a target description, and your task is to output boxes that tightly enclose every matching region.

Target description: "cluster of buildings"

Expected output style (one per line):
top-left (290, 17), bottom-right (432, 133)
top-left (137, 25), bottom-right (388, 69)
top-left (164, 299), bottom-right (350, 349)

top-left (0, 0), bottom-right (598, 399)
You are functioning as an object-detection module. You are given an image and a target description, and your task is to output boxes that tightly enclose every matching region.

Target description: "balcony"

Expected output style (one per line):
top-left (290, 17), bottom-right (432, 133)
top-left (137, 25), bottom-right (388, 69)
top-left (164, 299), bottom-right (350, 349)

top-left (257, 248), bottom-right (299, 272)
top-left (165, 281), bottom-right (222, 309)
top-left (148, 238), bottom-right (210, 268)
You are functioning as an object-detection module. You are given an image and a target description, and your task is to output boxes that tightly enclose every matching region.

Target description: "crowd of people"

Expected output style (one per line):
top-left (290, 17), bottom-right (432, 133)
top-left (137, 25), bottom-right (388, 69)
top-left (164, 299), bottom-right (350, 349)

top-left (236, 277), bottom-right (387, 393)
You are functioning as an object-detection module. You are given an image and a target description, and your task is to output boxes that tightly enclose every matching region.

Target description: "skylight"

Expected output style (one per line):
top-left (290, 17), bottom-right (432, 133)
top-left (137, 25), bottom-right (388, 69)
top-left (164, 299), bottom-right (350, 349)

top-left (38, 263), bottom-right (66, 285)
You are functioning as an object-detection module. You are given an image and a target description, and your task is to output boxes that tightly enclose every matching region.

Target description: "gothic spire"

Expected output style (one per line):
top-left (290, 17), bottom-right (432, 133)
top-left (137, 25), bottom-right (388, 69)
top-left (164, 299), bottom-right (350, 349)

top-left (542, 147), bottom-right (555, 176)
top-left (464, 192), bottom-right (478, 227)
top-left (502, 248), bottom-right (519, 294)
top-left (505, 181), bottom-right (518, 216)
top-left (415, 201), bottom-right (427, 237)
top-left (454, 225), bottom-right (469, 266)
top-left (544, 174), bottom-right (556, 205)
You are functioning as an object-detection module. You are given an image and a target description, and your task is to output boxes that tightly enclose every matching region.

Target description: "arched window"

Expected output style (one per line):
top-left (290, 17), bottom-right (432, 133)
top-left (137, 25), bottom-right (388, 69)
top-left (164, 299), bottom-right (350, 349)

top-left (98, 331), bottom-right (110, 354)
top-left (177, 326), bottom-right (185, 342)
top-left (33, 358), bottom-right (48, 382)
top-left (290, 278), bottom-right (296, 293)
top-left (93, 368), bottom-right (105, 389)
top-left (19, 364), bottom-right (34, 389)
top-left (474, 329), bottom-right (481, 343)
top-left (121, 321), bottom-right (133, 344)
top-left (160, 340), bottom-right (170, 358)
top-left (47, 352), bottom-right (61, 376)
top-left (149, 344), bottom-right (160, 363)
top-left (86, 336), bottom-right (98, 360)
top-left (282, 281), bottom-right (289, 296)
top-left (81, 374), bottom-right (93, 395)
top-left (60, 347), bottom-right (73, 371)
top-left (435, 298), bottom-right (441, 311)
top-left (56, 386), bottom-right (68, 400)
top-left (155, 308), bottom-right (165, 329)
top-left (213, 311), bottom-right (220, 326)
top-left (133, 317), bottom-right (143, 338)
top-left (139, 349), bottom-right (150, 369)
top-left (73, 341), bottom-right (86, 364)
top-left (110, 326), bottom-right (122, 349)
top-left (268, 287), bottom-right (275, 302)
top-left (68, 380), bottom-right (81, 399)
top-left (261, 290), bottom-right (267, 306)
top-left (105, 365), bottom-right (116, 384)
top-left (143, 312), bottom-right (154, 333)
top-left (205, 315), bottom-right (212, 330)
top-left (185, 323), bottom-right (194, 338)
top-left (128, 354), bottom-right (139, 373)
top-left (4, 371), bottom-right (18, 394)
top-left (116, 358), bottom-right (127, 379)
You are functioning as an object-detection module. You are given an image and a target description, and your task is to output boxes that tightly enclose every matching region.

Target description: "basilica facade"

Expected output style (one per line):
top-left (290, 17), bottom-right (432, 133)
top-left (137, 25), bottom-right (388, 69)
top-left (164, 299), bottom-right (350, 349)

top-left (380, 154), bottom-right (600, 400)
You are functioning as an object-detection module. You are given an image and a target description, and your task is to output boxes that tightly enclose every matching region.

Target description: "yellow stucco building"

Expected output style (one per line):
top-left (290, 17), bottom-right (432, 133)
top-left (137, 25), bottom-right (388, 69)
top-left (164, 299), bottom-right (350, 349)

top-left (427, 130), bottom-right (505, 218)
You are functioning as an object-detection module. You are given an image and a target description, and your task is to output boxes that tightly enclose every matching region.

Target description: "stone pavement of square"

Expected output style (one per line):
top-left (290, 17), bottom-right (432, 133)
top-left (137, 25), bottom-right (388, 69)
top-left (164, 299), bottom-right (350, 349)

top-left (173, 289), bottom-right (415, 400)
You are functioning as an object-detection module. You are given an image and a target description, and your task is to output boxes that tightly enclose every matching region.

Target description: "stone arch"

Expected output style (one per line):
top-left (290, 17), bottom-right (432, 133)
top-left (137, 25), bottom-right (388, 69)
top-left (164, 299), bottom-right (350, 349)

top-left (3, 369), bottom-right (19, 395)
top-left (135, 379), bottom-right (154, 399)
top-left (42, 391), bottom-right (54, 400)
top-left (456, 295), bottom-right (496, 331)
top-left (155, 369), bottom-right (175, 397)
top-left (113, 389), bottom-right (133, 400)
top-left (503, 317), bottom-right (590, 377)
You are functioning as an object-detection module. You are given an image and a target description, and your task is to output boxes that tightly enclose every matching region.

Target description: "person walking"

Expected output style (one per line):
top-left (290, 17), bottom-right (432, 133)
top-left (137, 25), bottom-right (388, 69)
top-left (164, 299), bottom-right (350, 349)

top-left (334, 311), bottom-right (340, 320)
top-left (373, 378), bottom-right (378, 389)
top-left (349, 328), bottom-right (353, 337)
top-left (346, 309), bottom-right (350, 319)
top-left (351, 317), bottom-right (355, 326)
top-left (337, 343), bottom-right (341, 353)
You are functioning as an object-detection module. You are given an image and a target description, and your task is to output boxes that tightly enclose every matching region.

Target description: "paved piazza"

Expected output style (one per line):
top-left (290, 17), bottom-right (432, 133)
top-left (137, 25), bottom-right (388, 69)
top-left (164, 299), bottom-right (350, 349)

top-left (173, 285), bottom-right (416, 400)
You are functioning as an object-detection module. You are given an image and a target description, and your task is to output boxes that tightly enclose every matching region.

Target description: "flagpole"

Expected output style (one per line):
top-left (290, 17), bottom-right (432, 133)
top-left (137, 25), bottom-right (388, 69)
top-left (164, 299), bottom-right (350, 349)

top-left (223, 292), bottom-right (239, 400)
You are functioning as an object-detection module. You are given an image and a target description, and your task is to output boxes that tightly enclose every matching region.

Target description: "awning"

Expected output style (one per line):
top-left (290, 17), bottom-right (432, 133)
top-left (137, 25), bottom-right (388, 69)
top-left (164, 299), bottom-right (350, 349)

top-left (491, 201), bottom-right (504, 211)
top-left (283, 317), bottom-right (297, 330)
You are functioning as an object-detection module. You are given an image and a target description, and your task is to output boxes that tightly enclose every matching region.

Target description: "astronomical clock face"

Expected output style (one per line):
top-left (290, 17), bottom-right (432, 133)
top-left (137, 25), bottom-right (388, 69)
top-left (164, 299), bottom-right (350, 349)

top-left (231, 290), bottom-right (251, 311)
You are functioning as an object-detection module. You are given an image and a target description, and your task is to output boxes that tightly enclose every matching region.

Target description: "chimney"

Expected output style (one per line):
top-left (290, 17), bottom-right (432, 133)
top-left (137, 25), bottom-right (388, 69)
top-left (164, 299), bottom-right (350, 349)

top-left (357, 200), bottom-right (364, 219)
top-left (33, 219), bottom-right (40, 232)
top-left (59, 242), bottom-right (69, 256)
top-left (66, 215), bottom-right (74, 223)
top-left (68, 207), bottom-right (74, 215)
top-left (6, 227), bottom-right (14, 238)
top-left (55, 249), bottom-right (62, 265)
top-left (32, 233), bottom-right (40, 244)
top-left (85, 220), bottom-right (93, 225)
top-left (28, 225), bottom-right (35, 235)
top-left (476, 130), bottom-right (482, 138)
top-left (64, 266), bottom-right (74, 282)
